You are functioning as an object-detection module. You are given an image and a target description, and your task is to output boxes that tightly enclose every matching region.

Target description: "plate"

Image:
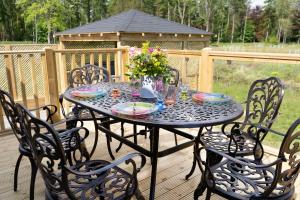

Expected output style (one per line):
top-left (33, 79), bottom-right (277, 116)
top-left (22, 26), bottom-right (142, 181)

top-left (111, 102), bottom-right (158, 116)
top-left (192, 92), bottom-right (231, 103)
top-left (71, 86), bottom-right (107, 98)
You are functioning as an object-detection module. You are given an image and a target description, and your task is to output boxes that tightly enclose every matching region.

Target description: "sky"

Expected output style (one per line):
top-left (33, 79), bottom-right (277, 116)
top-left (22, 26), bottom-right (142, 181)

top-left (251, 0), bottom-right (265, 7)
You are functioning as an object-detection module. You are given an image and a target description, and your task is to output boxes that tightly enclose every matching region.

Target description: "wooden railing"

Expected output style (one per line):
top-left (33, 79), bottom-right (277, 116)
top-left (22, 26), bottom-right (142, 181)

top-left (0, 49), bottom-right (61, 133)
top-left (0, 47), bottom-right (300, 134)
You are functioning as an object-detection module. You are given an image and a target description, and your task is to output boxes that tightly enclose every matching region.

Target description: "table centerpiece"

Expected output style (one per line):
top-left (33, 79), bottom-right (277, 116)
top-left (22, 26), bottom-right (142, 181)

top-left (126, 42), bottom-right (172, 99)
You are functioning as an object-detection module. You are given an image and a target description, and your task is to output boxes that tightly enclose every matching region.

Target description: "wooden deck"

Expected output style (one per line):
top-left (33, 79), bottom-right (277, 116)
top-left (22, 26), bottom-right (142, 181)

top-left (0, 123), bottom-right (298, 200)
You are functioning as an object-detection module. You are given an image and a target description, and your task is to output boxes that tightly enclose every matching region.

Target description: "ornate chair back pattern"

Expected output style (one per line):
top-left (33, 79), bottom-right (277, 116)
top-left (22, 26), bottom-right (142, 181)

top-left (17, 104), bottom-right (82, 199)
top-left (201, 120), bottom-right (300, 200)
top-left (18, 104), bottom-right (137, 200)
top-left (0, 90), bottom-right (28, 148)
top-left (243, 77), bottom-right (284, 140)
top-left (68, 64), bottom-right (110, 88)
top-left (270, 118), bottom-right (300, 198)
top-left (168, 66), bottom-right (180, 86)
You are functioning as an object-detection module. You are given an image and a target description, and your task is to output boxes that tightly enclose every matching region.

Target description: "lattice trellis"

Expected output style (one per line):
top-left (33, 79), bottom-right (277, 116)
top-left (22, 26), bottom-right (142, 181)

top-left (0, 55), bottom-right (9, 92)
top-left (185, 41), bottom-right (207, 50)
top-left (167, 55), bottom-right (200, 90)
top-left (121, 41), bottom-right (183, 49)
top-left (4, 44), bottom-right (57, 99)
top-left (64, 41), bottom-right (116, 49)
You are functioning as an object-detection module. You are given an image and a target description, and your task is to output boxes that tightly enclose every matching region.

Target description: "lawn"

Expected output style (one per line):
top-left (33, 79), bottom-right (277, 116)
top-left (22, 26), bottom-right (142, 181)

top-left (213, 59), bottom-right (300, 147)
top-left (211, 42), bottom-right (300, 54)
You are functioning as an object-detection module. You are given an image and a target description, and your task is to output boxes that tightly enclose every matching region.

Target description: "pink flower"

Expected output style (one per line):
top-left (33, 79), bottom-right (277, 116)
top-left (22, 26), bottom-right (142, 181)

top-left (136, 49), bottom-right (142, 55)
top-left (148, 48), bottom-right (154, 53)
top-left (129, 47), bottom-right (136, 57)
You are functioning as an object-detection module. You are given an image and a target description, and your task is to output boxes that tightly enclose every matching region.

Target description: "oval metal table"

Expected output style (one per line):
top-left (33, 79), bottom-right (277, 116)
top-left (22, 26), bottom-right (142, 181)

top-left (63, 82), bottom-right (244, 200)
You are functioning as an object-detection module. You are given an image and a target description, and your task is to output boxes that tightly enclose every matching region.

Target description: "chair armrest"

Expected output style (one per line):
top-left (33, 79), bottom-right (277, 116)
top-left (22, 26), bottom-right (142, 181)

top-left (65, 153), bottom-right (146, 176)
top-left (206, 147), bottom-right (285, 169)
top-left (222, 121), bottom-right (285, 138)
top-left (30, 104), bottom-right (58, 123)
top-left (59, 126), bottom-right (90, 142)
top-left (51, 118), bottom-right (84, 128)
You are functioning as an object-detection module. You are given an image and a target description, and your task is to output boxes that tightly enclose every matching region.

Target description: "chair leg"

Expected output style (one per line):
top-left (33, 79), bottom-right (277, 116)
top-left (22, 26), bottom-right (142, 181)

top-left (116, 122), bottom-right (125, 152)
top-left (29, 158), bottom-right (37, 200)
top-left (134, 188), bottom-right (145, 200)
top-left (103, 122), bottom-right (115, 160)
top-left (174, 133), bottom-right (178, 146)
top-left (194, 174), bottom-right (207, 199)
top-left (14, 154), bottom-right (23, 191)
top-left (144, 126), bottom-right (147, 138)
top-left (186, 141), bottom-right (198, 180)
top-left (187, 128), bottom-right (203, 180)
top-left (106, 136), bottom-right (115, 160)
top-left (205, 189), bottom-right (211, 200)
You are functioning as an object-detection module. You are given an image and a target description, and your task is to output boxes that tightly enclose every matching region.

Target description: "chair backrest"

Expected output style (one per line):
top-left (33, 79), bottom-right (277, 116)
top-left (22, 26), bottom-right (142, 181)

top-left (68, 64), bottom-right (110, 88)
top-left (16, 103), bottom-right (77, 199)
top-left (261, 118), bottom-right (300, 198)
top-left (243, 77), bottom-right (284, 140)
top-left (0, 89), bottom-right (28, 147)
top-left (168, 66), bottom-right (180, 86)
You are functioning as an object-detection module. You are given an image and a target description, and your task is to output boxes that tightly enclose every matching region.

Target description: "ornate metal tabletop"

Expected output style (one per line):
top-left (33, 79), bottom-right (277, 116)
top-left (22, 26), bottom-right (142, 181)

top-left (63, 82), bottom-right (243, 128)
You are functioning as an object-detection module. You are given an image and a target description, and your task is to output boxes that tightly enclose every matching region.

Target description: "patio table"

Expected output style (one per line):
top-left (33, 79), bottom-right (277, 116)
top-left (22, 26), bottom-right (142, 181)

top-left (63, 82), bottom-right (243, 200)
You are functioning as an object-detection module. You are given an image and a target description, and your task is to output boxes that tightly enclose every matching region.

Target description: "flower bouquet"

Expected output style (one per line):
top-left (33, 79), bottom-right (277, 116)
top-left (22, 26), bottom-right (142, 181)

top-left (126, 42), bottom-right (171, 98)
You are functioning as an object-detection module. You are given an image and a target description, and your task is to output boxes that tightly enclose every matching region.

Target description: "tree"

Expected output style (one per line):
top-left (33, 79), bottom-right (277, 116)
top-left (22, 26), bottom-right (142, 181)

top-left (17, 0), bottom-right (67, 43)
top-left (290, 2), bottom-right (300, 43)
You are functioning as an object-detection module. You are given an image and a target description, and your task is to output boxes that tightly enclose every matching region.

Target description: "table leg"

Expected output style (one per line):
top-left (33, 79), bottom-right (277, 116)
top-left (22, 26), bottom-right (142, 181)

top-left (103, 121), bottom-right (115, 160)
top-left (89, 110), bottom-right (99, 158)
top-left (134, 124), bottom-right (138, 144)
top-left (149, 127), bottom-right (159, 200)
top-left (186, 127), bottom-right (203, 180)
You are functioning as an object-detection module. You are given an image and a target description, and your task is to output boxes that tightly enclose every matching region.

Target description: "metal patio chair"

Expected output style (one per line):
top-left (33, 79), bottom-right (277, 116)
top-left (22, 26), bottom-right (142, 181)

top-left (59, 64), bottom-right (124, 159)
top-left (186, 77), bottom-right (285, 179)
top-left (194, 118), bottom-right (300, 200)
top-left (0, 89), bottom-right (90, 200)
top-left (17, 103), bottom-right (146, 200)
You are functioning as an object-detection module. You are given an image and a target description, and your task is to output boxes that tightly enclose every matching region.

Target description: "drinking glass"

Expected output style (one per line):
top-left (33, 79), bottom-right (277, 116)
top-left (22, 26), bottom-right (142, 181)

top-left (180, 83), bottom-right (189, 100)
top-left (165, 85), bottom-right (177, 105)
top-left (154, 78), bottom-right (167, 110)
top-left (130, 77), bottom-right (141, 97)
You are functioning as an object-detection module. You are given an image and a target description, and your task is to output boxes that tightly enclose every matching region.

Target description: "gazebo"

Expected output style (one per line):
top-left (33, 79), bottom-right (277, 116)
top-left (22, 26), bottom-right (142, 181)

top-left (54, 9), bottom-right (212, 50)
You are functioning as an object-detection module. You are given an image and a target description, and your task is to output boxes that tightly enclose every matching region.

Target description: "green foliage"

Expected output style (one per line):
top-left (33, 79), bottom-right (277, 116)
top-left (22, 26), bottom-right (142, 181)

top-left (126, 42), bottom-right (171, 83)
top-left (266, 35), bottom-right (279, 44)
top-left (0, 0), bottom-right (299, 43)
top-left (243, 21), bottom-right (255, 42)
top-left (213, 59), bottom-right (300, 147)
top-left (16, 0), bottom-right (67, 43)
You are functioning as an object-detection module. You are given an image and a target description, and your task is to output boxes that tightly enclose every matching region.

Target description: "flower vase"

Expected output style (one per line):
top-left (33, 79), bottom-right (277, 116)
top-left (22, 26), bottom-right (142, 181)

top-left (140, 76), bottom-right (157, 99)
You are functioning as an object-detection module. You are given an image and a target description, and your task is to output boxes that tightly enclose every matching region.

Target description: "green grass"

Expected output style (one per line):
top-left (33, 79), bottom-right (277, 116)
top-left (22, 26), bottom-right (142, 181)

top-left (211, 42), bottom-right (300, 54)
top-left (213, 59), bottom-right (300, 147)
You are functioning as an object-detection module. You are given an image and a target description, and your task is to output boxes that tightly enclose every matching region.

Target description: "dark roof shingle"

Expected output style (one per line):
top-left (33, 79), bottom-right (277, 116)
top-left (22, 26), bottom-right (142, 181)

top-left (56, 9), bottom-right (211, 35)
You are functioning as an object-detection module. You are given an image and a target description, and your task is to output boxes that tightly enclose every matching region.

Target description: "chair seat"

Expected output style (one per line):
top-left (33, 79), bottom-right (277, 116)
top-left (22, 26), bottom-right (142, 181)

top-left (66, 107), bottom-right (107, 121)
top-left (200, 131), bottom-right (256, 156)
top-left (46, 160), bottom-right (138, 200)
top-left (209, 157), bottom-right (293, 200)
top-left (33, 129), bottom-right (86, 156)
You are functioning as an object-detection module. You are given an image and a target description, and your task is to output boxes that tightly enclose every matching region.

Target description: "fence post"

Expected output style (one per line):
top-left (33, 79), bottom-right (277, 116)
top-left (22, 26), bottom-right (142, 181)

top-left (121, 47), bottom-right (129, 82)
top-left (4, 45), bottom-right (18, 98)
top-left (44, 48), bottom-right (61, 122)
top-left (198, 47), bottom-right (213, 92)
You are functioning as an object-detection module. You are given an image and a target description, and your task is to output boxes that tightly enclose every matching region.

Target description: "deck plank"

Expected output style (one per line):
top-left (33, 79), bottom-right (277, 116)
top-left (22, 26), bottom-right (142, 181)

top-left (0, 124), bottom-right (298, 200)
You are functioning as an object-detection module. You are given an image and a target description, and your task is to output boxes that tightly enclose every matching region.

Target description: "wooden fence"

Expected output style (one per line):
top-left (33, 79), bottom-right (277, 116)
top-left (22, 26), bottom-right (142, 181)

top-left (0, 47), bottom-right (300, 134)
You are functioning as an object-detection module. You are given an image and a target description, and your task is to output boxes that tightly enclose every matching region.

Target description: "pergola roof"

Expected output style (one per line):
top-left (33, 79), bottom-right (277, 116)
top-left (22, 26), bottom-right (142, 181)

top-left (55, 9), bottom-right (212, 36)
